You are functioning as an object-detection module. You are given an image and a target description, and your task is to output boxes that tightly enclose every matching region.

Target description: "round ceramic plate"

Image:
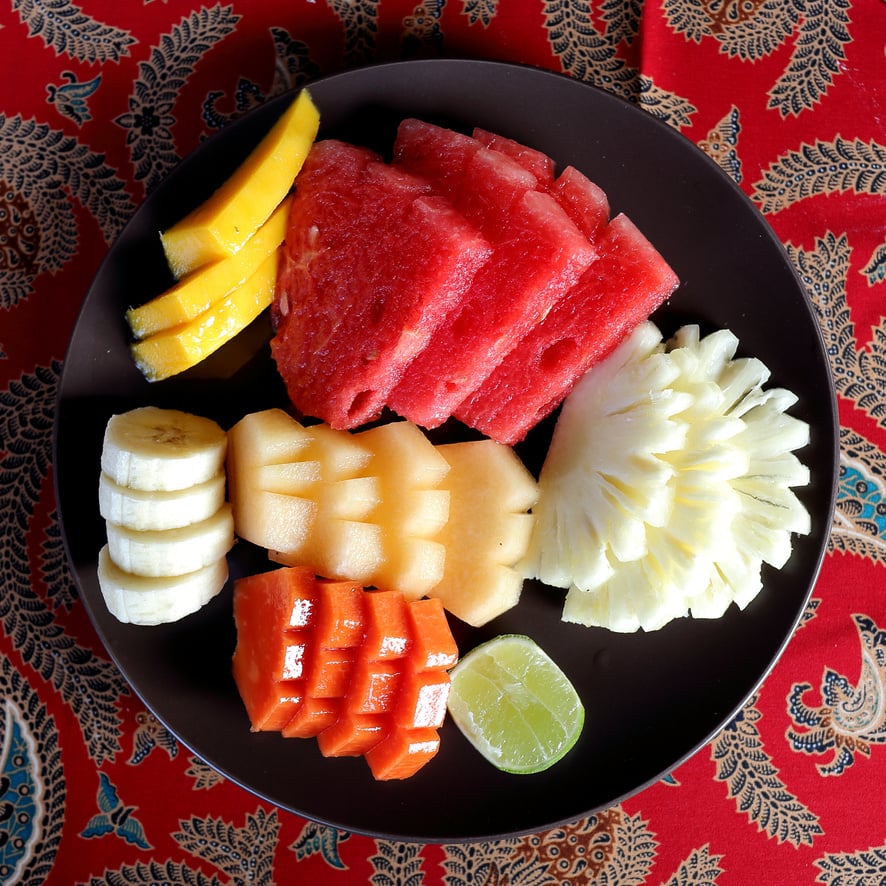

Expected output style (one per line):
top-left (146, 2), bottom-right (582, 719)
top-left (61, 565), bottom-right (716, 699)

top-left (54, 59), bottom-right (838, 842)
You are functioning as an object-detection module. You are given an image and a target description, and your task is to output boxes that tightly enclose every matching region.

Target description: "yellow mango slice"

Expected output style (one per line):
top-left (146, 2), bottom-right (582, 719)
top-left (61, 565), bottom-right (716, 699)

top-left (131, 248), bottom-right (279, 381)
top-left (127, 195), bottom-right (292, 340)
top-left (160, 89), bottom-right (319, 278)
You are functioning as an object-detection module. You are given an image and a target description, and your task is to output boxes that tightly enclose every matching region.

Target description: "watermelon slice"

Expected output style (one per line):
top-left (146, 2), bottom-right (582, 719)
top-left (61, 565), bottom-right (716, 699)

top-left (387, 120), bottom-right (598, 429)
top-left (271, 140), bottom-right (492, 429)
top-left (454, 211), bottom-right (680, 444)
top-left (472, 127), bottom-right (556, 188)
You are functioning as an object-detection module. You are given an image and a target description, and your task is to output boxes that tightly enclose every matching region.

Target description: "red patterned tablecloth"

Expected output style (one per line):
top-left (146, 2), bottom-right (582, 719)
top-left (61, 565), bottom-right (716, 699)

top-left (2, 1), bottom-right (886, 883)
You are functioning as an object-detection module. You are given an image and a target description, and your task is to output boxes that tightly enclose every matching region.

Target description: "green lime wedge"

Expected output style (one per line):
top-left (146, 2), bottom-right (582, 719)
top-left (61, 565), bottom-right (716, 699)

top-left (447, 634), bottom-right (584, 774)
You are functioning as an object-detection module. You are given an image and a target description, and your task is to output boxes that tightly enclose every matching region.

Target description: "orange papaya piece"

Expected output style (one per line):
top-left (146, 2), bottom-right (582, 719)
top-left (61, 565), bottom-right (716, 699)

top-left (232, 565), bottom-right (317, 730)
top-left (317, 712), bottom-right (388, 757)
top-left (346, 660), bottom-right (401, 715)
top-left (314, 580), bottom-right (365, 648)
top-left (282, 696), bottom-right (341, 739)
top-left (393, 668), bottom-right (451, 730)
top-left (406, 597), bottom-right (458, 671)
top-left (305, 646), bottom-right (355, 698)
top-left (364, 727), bottom-right (441, 780)
top-left (361, 589), bottom-right (410, 660)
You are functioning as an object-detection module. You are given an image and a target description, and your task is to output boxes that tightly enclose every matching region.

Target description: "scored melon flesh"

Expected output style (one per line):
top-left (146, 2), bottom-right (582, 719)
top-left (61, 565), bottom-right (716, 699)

top-left (355, 421), bottom-right (450, 597)
top-left (431, 440), bottom-right (538, 627)
top-left (160, 89), bottom-right (319, 278)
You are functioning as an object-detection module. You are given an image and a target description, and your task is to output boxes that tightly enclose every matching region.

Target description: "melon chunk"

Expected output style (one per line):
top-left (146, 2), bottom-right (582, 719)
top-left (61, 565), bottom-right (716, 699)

top-left (161, 89), bottom-right (320, 278)
top-left (387, 120), bottom-right (597, 429)
top-left (455, 212), bottom-right (679, 444)
top-left (430, 440), bottom-right (538, 627)
top-left (355, 421), bottom-right (450, 597)
top-left (271, 139), bottom-right (491, 429)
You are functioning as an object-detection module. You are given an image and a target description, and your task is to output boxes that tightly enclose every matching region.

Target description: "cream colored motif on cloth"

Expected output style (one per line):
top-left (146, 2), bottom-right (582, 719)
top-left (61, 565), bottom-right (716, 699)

top-left (787, 614), bottom-right (886, 775)
top-left (0, 117), bottom-right (133, 305)
top-left (662, 0), bottom-right (852, 117)
top-left (710, 696), bottom-right (823, 846)
top-left (698, 105), bottom-right (742, 183)
top-left (114, 4), bottom-right (242, 193)
top-left (541, 0), bottom-right (697, 128)
top-left (12, 0), bottom-right (136, 63)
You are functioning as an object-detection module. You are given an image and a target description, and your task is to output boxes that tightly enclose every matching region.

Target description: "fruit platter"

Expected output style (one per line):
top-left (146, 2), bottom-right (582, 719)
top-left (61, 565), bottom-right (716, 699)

top-left (53, 59), bottom-right (838, 841)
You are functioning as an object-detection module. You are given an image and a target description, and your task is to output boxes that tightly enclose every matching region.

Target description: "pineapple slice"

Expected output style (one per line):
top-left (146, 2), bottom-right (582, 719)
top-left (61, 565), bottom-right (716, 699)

top-left (530, 321), bottom-right (812, 632)
top-left (160, 89), bottom-right (319, 278)
top-left (432, 440), bottom-right (538, 627)
top-left (127, 196), bottom-right (292, 340)
top-left (131, 248), bottom-right (280, 382)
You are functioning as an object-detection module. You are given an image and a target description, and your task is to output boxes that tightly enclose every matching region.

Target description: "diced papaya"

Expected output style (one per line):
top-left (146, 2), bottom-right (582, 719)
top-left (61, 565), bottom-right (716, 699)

top-left (346, 660), bottom-right (401, 715)
top-left (317, 713), bottom-right (388, 757)
top-left (393, 668), bottom-right (451, 730)
top-left (280, 633), bottom-right (309, 680)
top-left (231, 565), bottom-right (317, 730)
top-left (305, 646), bottom-right (355, 698)
top-left (361, 590), bottom-right (410, 661)
top-left (364, 727), bottom-right (441, 780)
top-left (313, 580), bottom-right (365, 648)
top-left (405, 597), bottom-right (458, 671)
top-left (161, 89), bottom-right (320, 278)
top-left (282, 696), bottom-right (340, 739)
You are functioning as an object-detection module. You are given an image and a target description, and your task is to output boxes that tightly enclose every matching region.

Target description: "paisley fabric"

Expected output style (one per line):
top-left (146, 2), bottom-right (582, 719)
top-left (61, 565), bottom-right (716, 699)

top-left (1, 1), bottom-right (885, 882)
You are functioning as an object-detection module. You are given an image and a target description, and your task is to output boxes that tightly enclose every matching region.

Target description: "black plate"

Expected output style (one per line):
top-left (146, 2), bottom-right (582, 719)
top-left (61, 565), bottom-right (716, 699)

top-left (54, 59), bottom-right (838, 842)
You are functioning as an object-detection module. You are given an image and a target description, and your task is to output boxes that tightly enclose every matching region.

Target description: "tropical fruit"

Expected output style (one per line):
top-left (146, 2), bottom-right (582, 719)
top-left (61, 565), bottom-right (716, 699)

top-left (447, 635), bottom-right (584, 774)
top-left (431, 439), bottom-right (538, 626)
top-left (160, 89), bottom-right (319, 278)
top-left (96, 407), bottom-right (233, 625)
top-left (385, 119), bottom-right (597, 428)
top-left (524, 321), bottom-right (811, 631)
top-left (455, 212), bottom-right (680, 444)
top-left (271, 139), bottom-right (492, 429)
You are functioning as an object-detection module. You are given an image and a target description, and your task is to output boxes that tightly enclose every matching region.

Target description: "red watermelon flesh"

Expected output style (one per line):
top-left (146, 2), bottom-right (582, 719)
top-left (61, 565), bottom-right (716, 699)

top-left (472, 127), bottom-right (556, 188)
top-left (271, 139), bottom-right (492, 429)
top-left (455, 212), bottom-right (680, 445)
top-left (387, 120), bottom-right (598, 428)
top-left (549, 165), bottom-right (610, 243)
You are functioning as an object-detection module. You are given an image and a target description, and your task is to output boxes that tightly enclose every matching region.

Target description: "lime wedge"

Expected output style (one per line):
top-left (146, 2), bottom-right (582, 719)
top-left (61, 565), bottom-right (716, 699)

top-left (447, 634), bottom-right (584, 774)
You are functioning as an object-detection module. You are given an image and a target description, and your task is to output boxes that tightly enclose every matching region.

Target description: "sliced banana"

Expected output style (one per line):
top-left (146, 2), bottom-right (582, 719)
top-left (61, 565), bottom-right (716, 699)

top-left (101, 406), bottom-right (227, 492)
top-left (106, 504), bottom-right (235, 577)
top-left (97, 545), bottom-right (228, 625)
top-left (98, 471), bottom-right (226, 531)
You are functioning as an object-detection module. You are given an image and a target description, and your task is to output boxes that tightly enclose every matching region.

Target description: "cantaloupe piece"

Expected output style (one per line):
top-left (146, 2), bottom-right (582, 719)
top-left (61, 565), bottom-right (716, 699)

top-left (160, 89), bottom-right (319, 278)
top-left (355, 421), bottom-right (450, 597)
top-left (431, 440), bottom-right (538, 626)
top-left (128, 196), bottom-right (292, 340)
top-left (131, 248), bottom-right (280, 382)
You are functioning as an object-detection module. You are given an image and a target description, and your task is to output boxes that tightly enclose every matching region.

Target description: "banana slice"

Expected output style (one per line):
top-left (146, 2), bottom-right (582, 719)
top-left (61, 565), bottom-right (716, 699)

top-left (106, 504), bottom-right (235, 577)
top-left (98, 471), bottom-right (226, 531)
top-left (101, 407), bottom-right (227, 492)
top-left (97, 545), bottom-right (228, 625)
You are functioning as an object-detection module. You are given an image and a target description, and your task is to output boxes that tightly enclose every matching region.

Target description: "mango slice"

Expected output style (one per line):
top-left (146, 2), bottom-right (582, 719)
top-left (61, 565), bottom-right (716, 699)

top-left (131, 249), bottom-right (280, 381)
top-left (128, 196), bottom-right (292, 340)
top-left (160, 89), bottom-right (320, 278)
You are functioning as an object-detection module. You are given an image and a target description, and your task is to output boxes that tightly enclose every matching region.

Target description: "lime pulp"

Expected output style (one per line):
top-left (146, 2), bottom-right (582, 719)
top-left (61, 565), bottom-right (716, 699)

top-left (446, 634), bottom-right (584, 774)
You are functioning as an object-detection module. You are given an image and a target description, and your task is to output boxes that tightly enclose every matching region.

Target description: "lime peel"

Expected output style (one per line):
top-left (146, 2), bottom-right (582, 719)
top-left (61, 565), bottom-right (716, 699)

top-left (446, 634), bottom-right (584, 774)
